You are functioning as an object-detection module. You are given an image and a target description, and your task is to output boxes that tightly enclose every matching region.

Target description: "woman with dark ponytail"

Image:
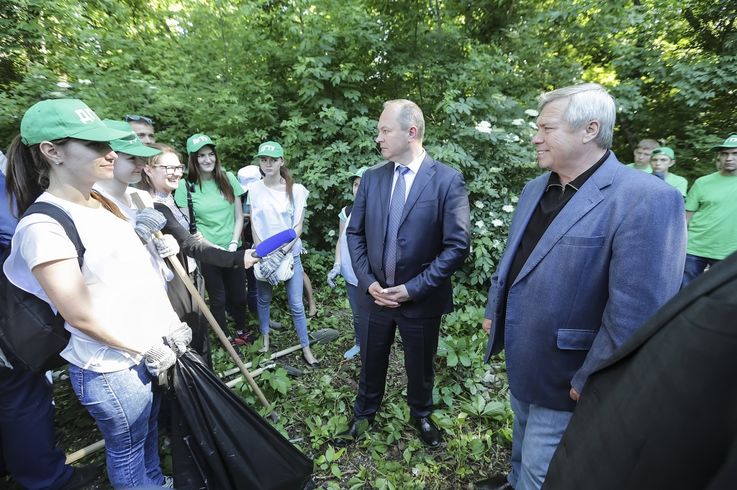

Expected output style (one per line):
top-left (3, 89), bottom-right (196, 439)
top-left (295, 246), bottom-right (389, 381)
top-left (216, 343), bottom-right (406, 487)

top-left (3, 99), bottom-right (189, 488)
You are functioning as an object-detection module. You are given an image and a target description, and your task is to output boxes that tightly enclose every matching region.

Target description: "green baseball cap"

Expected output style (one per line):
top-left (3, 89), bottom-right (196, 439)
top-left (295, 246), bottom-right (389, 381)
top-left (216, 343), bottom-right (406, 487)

top-left (256, 141), bottom-right (284, 158)
top-left (351, 166), bottom-right (369, 180)
top-left (713, 134), bottom-right (737, 151)
top-left (103, 120), bottom-right (161, 157)
top-left (20, 99), bottom-right (131, 146)
top-left (186, 133), bottom-right (216, 154)
top-left (651, 146), bottom-right (675, 160)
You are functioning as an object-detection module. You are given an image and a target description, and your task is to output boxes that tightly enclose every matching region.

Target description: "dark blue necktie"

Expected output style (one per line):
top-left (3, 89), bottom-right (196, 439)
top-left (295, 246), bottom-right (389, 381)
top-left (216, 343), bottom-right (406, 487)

top-left (384, 165), bottom-right (410, 286)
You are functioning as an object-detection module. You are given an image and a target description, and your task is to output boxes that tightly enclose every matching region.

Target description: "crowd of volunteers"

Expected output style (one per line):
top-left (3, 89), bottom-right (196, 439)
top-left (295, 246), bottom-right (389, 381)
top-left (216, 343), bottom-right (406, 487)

top-left (0, 90), bottom-right (734, 490)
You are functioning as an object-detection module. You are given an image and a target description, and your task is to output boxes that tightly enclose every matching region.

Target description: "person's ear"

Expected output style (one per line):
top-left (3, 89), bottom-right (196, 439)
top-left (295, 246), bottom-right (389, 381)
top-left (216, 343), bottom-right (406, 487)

top-left (39, 141), bottom-right (64, 165)
top-left (142, 165), bottom-right (154, 178)
top-left (582, 120), bottom-right (600, 144)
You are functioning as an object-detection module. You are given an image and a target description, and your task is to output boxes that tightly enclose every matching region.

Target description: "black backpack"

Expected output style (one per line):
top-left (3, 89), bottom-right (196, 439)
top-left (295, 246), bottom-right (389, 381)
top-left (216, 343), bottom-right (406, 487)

top-left (0, 202), bottom-right (85, 373)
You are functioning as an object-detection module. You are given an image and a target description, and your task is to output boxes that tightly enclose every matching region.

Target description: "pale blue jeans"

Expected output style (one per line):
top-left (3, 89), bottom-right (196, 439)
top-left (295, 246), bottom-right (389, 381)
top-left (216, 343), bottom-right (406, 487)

top-left (256, 254), bottom-right (310, 347)
top-left (68, 362), bottom-right (165, 489)
top-left (508, 393), bottom-right (573, 490)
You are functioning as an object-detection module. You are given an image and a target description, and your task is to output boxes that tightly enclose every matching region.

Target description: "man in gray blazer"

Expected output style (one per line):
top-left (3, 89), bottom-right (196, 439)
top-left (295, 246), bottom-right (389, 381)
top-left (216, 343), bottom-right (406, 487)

top-left (477, 83), bottom-right (687, 490)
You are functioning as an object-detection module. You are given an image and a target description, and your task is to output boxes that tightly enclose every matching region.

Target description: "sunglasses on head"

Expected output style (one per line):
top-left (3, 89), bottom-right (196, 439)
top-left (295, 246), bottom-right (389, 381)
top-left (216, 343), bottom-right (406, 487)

top-left (124, 114), bottom-right (154, 126)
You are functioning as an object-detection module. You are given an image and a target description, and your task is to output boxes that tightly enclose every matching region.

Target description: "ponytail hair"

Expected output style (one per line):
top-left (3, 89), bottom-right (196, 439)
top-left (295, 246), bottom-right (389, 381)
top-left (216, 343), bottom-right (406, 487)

top-left (5, 135), bottom-right (126, 221)
top-left (5, 134), bottom-right (65, 217)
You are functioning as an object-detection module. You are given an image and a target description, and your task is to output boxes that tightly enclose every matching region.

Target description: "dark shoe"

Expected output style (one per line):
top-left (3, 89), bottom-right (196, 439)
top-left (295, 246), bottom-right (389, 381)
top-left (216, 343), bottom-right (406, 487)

top-left (412, 416), bottom-right (441, 448)
top-left (333, 418), bottom-right (373, 447)
top-left (269, 320), bottom-right (282, 330)
top-left (474, 475), bottom-right (513, 490)
top-left (61, 464), bottom-right (100, 490)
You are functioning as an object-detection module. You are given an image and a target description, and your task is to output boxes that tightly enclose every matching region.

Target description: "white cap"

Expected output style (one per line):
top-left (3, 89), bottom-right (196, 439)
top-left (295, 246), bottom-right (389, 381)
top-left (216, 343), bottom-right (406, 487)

top-left (237, 165), bottom-right (262, 191)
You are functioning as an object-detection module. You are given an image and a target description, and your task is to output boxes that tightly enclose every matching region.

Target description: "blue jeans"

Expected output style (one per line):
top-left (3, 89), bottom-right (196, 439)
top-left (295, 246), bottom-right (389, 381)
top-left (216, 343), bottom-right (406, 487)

top-left (0, 368), bottom-right (73, 489)
top-left (345, 283), bottom-right (365, 345)
top-left (68, 362), bottom-right (164, 489)
top-left (681, 253), bottom-right (720, 288)
top-left (508, 393), bottom-right (573, 490)
top-left (256, 254), bottom-right (310, 347)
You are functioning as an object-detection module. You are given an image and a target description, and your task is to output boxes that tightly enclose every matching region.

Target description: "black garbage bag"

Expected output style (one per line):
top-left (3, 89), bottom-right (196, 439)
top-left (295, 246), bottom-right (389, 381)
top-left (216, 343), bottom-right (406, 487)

top-left (170, 351), bottom-right (313, 489)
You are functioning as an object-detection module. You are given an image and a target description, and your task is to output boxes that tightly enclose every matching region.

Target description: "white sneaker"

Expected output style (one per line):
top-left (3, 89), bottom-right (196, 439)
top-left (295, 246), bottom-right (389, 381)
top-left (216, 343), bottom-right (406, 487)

top-left (163, 475), bottom-right (175, 488)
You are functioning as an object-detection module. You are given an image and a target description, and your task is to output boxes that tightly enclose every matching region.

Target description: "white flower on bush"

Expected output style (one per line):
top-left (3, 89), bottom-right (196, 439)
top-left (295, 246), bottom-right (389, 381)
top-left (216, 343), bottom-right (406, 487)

top-left (78, 79), bottom-right (92, 85)
top-left (511, 196), bottom-right (519, 203)
top-left (525, 109), bottom-right (539, 117)
top-left (511, 118), bottom-right (525, 126)
top-left (56, 81), bottom-right (71, 89)
top-left (475, 120), bottom-right (492, 134)
top-left (475, 220), bottom-right (486, 228)
top-left (506, 133), bottom-right (521, 142)
top-left (328, 229), bottom-right (335, 237)
top-left (502, 204), bottom-right (515, 213)
top-left (474, 200), bottom-right (484, 209)
top-left (492, 219), bottom-right (504, 227)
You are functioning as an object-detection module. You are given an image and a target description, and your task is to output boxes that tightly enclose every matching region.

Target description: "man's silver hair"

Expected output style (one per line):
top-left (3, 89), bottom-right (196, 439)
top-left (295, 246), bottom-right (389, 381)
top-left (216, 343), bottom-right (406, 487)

top-left (538, 83), bottom-right (616, 149)
top-left (385, 99), bottom-right (425, 141)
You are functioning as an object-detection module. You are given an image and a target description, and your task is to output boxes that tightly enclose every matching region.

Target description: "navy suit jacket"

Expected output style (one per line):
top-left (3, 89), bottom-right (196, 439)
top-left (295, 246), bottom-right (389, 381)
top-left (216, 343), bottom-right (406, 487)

top-left (347, 155), bottom-right (470, 318)
top-left (484, 152), bottom-right (687, 411)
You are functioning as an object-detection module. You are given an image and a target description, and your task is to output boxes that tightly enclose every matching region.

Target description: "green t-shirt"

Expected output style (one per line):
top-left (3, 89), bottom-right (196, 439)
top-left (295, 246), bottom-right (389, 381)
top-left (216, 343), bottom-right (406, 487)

top-left (626, 163), bottom-right (653, 174)
top-left (174, 171), bottom-right (245, 248)
top-left (664, 172), bottom-right (688, 197)
top-left (684, 172), bottom-right (737, 260)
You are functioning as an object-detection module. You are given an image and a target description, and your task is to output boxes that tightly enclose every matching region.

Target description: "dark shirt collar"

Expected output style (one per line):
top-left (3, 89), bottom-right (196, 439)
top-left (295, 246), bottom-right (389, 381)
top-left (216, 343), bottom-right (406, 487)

top-left (546, 150), bottom-right (610, 192)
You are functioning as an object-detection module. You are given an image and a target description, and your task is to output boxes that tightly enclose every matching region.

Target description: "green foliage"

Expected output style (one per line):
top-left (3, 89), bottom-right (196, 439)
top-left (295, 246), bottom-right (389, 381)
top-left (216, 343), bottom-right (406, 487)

top-left (4, 0), bottom-right (731, 487)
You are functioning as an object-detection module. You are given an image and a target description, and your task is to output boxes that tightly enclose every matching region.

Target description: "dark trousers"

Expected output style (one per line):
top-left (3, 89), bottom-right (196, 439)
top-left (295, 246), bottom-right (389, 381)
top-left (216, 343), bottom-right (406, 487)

top-left (0, 367), bottom-right (72, 489)
top-left (245, 266), bottom-right (258, 314)
top-left (354, 305), bottom-right (441, 419)
top-left (200, 262), bottom-right (247, 337)
top-left (681, 253), bottom-right (720, 288)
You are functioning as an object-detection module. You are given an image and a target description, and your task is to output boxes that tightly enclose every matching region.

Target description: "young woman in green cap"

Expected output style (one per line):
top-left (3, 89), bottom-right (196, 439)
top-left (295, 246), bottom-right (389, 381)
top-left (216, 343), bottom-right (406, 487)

top-left (247, 141), bottom-right (318, 366)
top-left (175, 134), bottom-right (252, 344)
top-left (3, 99), bottom-right (188, 488)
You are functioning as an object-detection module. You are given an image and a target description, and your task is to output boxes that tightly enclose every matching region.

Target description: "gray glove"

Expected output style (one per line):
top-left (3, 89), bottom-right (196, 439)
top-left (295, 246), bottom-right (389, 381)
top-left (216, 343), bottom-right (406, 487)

top-left (153, 234), bottom-right (180, 258)
top-left (134, 208), bottom-right (167, 244)
top-left (143, 343), bottom-right (177, 377)
top-left (257, 249), bottom-right (286, 280)
top-left (327, 264), bottom-right (341, 288)
top-left (165, 322), bottom-right (192, 357)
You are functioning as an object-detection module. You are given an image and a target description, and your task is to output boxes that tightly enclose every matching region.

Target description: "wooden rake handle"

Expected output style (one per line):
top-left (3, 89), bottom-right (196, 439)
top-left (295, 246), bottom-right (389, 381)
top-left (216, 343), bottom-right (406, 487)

top-left (131, 193), bottom-right (276, 420)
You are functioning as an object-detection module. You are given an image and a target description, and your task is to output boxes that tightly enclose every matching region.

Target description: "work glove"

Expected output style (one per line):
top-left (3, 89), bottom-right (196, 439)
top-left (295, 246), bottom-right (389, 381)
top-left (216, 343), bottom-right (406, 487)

top-left (153, 234), bottom-right (180, 258)
top-left (255, 249), bottom-right (286, 282)
top-left (165, 322), bottom-right (192, 357)
top-left (142, 343), bottom-right (177, 377)
top-left (134, 208), bottom-right (167, 244)
top-left (327, 264), bottom-right (341, 288)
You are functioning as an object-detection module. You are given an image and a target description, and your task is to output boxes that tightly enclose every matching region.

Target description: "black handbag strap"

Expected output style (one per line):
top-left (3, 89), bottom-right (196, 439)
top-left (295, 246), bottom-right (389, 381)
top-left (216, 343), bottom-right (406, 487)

top-left (23, 202), bottom-right (85, 268)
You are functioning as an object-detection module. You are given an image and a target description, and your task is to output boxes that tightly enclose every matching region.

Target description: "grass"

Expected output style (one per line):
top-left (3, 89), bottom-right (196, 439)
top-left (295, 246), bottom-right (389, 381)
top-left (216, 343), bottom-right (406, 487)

top-left (6, 270), bottom-right (512, 489)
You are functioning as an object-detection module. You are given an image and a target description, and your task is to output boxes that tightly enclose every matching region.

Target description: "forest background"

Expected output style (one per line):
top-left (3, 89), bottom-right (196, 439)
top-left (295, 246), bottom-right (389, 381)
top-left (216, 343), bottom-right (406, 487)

top-left (1, 1), bottom-right (735, 488)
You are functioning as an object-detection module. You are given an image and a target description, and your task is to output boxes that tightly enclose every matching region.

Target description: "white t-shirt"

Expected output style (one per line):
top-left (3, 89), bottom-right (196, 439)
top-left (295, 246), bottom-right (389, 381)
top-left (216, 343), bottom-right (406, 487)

top-left (93, 185), bottom-right (171, 285)
top-left (247, 181), bottom-right (308, 256)
top-left (3, 193), bottom-right (181, 373)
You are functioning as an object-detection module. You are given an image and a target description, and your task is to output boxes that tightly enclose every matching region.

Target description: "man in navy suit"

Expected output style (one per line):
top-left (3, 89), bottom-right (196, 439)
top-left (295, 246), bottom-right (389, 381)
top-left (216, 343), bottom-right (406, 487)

top-left (337, 99), bottom-right (470, 448)
top-left (477, 84), bottom-right (686, 490)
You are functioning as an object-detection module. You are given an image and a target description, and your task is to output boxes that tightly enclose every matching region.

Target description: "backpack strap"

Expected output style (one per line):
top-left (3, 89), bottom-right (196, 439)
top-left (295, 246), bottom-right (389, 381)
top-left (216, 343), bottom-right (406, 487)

top-left (23, 202), bottom-right (85, 268)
